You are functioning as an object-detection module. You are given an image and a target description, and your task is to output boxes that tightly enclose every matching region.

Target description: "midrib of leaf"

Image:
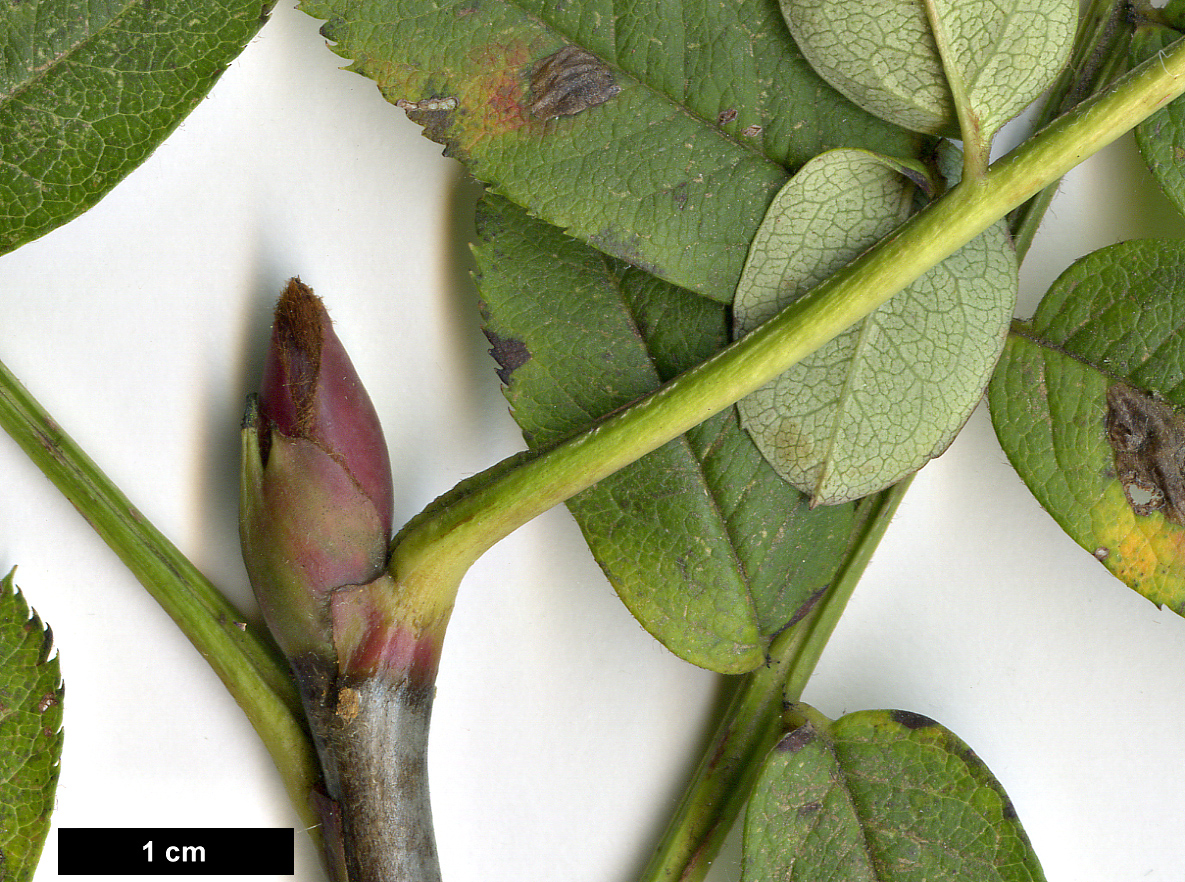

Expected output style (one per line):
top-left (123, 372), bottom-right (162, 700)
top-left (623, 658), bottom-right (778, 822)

top-left (1058, 286), bottom-right (1185, 377)
top-left (834, 762), bottom-right (886, 882)
top-left (814, 310), bottom-right (881, 502)
top-left (922, 0), bottom-right (985, 168)
top-left (1007, 317), bottom-right (1185, 389)
top-left (683, 417), bottom-right (760, 605)
top-left (933, 0), bottom-right (1029, 104)
top-left (923, 0), bottom-right (971, 111)
top-left (0, 0), bottom-right (135, 105)
top-left (789, 725), bottom-right (887, 880)
top-left (969, 6), bottom-right (1026, 96)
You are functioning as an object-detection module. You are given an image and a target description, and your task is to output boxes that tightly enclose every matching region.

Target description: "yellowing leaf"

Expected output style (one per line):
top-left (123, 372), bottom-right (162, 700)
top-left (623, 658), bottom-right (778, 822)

top-left (989, 239), bottom-right (1185, 616)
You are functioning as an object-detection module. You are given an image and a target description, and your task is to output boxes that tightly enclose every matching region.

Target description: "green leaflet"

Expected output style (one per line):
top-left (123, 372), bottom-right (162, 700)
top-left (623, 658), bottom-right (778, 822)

top-left (298, 0), bottom-right (924, 303)
top-left (1133, 17), bottom-right (1185, 218)
top-left (0, 570), bottom-right (62, 882)
top-left (733, 149), bottom-right (1016, 506)
top-left (989, 239), bottom-right (1185, 617)
top-left (474, 194), bottom-right (865, 674)
top-left (781, 0), bottom-right (1075, 151)
top-left (0, 0), bottom-right (272, 258)
top-left (744, 704), bottom-right (1044, 882)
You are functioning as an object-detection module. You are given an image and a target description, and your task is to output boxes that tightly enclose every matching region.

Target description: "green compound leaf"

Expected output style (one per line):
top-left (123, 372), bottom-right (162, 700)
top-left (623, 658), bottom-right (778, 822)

top-left (474, 194), bottom-right (871, 674)
top-left (298, 0), bottom-right (924, 303)
top-left (780, 0), bottom-right (1075, 148)
top-left (989, 239), bottom-right (1185, 617)
top-left (0, 570), bottom-right (63, 882)
top-left (0, 0), bottom-right (272, 258)
top-left (744, 704), bottom-right (1044, 882)
top-left (1132, 19), bottom-right (1185, 219)
top-left (733, 149), bottom-right (1016, 506)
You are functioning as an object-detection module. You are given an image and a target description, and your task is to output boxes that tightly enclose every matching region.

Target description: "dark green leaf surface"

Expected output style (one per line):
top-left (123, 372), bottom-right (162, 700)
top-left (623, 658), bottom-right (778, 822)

top-left (988, 239), bottom-right (1185, 616)
top-left (743, 705), bottom-right (1043, 882)
top-left (299, 0), bottom-right (923, 302)
top-left (1133, 20), bottom-right (1185, 219)
top-left (0, 0), bottom-right (271, 257)
top-left (0, 570), bottom-right (62, 882)
top-left (474, 194), bottom-right (863, 673)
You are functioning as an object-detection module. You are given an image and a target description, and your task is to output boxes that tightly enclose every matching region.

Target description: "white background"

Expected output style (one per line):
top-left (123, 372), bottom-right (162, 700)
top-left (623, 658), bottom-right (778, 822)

top-left (3, 4), bottom-right (1184, 881)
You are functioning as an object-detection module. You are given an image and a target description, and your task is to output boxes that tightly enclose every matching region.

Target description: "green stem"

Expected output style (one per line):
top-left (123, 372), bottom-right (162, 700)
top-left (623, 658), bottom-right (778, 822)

top-left (635, 479), bottom-right (911, 882)
top-left (0, 357), bottom-right (322, 834)
top-left (392, 32), bottom-right (1185, 600)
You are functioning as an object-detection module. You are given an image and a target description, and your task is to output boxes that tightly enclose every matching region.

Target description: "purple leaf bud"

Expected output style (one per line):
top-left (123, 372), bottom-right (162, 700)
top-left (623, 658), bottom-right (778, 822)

top-left (240, 279), bottom-right (395, 660)
top-left (260, 278), bottom-right (394, 540)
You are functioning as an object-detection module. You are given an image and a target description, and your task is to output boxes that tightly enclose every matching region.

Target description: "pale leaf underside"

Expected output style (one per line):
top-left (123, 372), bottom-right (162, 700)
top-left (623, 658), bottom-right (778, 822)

top-left (733, 149), bottom-right (1017, 505)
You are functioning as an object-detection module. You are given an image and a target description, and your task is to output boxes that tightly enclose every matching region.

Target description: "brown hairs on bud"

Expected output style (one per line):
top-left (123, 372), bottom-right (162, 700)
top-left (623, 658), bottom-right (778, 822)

top-left (272, 278), bottom-right (328, 436)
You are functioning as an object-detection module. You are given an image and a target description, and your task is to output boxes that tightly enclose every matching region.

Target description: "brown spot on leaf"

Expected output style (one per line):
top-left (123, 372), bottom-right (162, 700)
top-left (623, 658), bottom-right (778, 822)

top-left (528, 46), bottom-right (621, 119)
top-left (396, 96), bottom-right (459, 113)
top-left (717, 108), bottom-right (738, 125)
top-left (890, 709), bottom-right (937, 730)
top-left (1105, 382), bottom-right (1185, 524)
top-left (786, 585), bottom-right (827, 630)
top-left (797, 801), bottom-right (822, 818)
top-left (401, 98), bottom-right (460, 149)
top-left (670, 182), bottom-right (689, 210)
top-left (776, 724), bottom-right (815, 753)
top-left (766, 585), bottom-right (827, 639)
top-left (483, 329), bottom-right (531, 384)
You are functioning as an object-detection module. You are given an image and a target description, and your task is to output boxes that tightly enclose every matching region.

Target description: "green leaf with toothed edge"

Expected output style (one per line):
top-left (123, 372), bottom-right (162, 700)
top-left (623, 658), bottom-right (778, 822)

top-left (743, 704), bottom-right (1045, 882)
top-left (474, 193), bottom-right (889, 674)
top-left (0, 0), bottom-right (272, 258)
top-left (297, 0), bottom-right (925, 303)
top-left (0, 569), bottom-right (63, 882)
top-left (988, 239), bottom-right (1185, 618)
